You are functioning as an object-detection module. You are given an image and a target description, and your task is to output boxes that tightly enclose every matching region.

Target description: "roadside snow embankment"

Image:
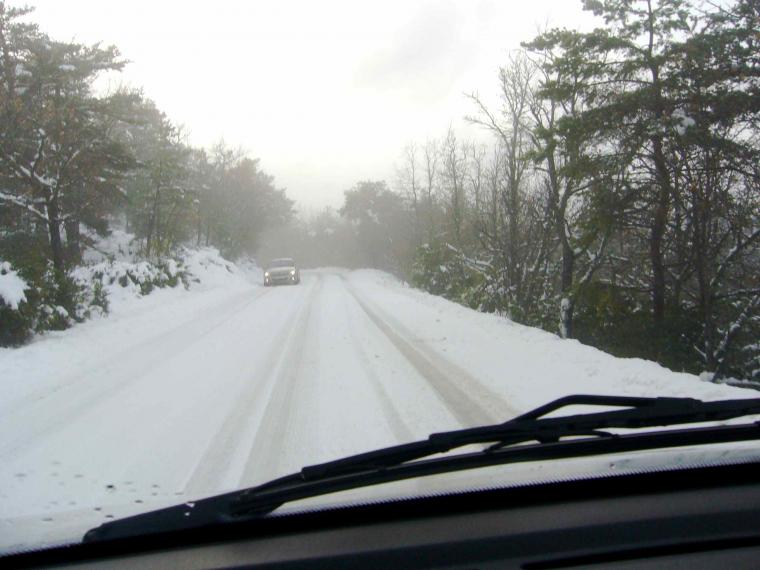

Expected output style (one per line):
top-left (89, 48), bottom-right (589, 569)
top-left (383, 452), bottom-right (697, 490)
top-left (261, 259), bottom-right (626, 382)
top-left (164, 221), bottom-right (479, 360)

top-left (0, 221), bottom-right (260, 348)
top-left (0, 245), bottom-right (258, 410)
top-left (181, 247), bottom-right (256, 291)
top-left (346, 269), bottom-right (755, 408)
top-left (71, 246), bottom-right (251, 311)
top-left (77, 228), bottom-right (254, 306)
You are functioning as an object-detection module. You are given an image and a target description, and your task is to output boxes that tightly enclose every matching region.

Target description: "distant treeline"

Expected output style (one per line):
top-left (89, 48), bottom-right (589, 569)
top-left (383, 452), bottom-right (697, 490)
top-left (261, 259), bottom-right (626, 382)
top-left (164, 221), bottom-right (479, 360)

top-left (298, 0), bottom-right (759, 383)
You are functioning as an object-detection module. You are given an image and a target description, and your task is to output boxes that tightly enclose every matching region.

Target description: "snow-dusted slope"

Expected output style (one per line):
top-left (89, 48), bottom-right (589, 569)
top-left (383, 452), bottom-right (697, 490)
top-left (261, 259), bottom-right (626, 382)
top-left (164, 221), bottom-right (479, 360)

top-left (0, 267), bottom-right (754, 552)
top-left (345, 270), bottom-right (747, 411)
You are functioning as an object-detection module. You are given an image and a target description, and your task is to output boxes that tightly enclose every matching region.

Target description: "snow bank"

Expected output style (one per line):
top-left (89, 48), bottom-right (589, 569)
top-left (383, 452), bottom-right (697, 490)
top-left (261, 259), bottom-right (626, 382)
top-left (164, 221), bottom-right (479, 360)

top-left (0, 248), bottom-right (258, 409)
top-left (76, 226), bottom-right (256, 315)
top-left (347, 269), bottom-right (754, 408)
top-left (82, 227), bottom-right (138, 264)
top-left (0, 260), bottom-right (29, 310)
top-left (181, 247), bottom-right (245, 290)
top-left (234, 256), bottom-right (262, 282)
top-left (1, 224), bottom-right (260, 349)
top-left (75, 246), bottom-right (256, 315)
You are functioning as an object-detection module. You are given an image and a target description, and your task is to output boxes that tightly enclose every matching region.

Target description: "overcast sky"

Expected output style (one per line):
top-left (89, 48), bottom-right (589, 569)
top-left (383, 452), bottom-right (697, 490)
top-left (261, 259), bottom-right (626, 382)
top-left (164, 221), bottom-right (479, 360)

top-left (26, 0), bottom-right (593, 211)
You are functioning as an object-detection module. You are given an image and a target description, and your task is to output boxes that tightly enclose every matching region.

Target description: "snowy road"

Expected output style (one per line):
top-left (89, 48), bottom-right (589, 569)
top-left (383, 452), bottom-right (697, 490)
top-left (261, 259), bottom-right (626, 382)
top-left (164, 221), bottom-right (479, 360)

top-left (0, 268), bottom-right (752, 550)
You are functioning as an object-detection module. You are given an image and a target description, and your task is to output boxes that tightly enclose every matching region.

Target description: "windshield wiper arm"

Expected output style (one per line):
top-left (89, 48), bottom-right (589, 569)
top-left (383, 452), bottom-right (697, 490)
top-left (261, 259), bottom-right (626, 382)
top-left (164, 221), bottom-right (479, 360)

top-left (84, 395), bottom-right (760, 543)
top-left (231, 395), bottom-right (760, 514)
top-left (267, 395), bottom-right (760, 482)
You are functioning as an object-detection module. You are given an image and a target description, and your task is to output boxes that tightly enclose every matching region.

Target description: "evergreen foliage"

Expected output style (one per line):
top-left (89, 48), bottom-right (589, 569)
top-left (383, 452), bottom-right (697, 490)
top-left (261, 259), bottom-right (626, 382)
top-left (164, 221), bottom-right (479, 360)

top-left (385, 0), bottom-right (760, 383)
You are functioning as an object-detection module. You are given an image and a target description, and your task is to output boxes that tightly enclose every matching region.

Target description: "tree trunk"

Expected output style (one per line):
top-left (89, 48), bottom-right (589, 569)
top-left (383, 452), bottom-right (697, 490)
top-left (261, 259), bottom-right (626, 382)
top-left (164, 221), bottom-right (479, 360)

top-left (650, 136), bottom-right (671, 325)
top-left (559, 239), bottom-right (575, 339)
top-left (146, 184), bottom-right (161, 257)
top-left (650, 186), bottom-right (668, 323)
top-left (695, 241), bottom-right (716, 369)
top-left (65, 217), bottom-right (81, 263)
top-left (693, 187), bottom-right (716, 371)
top-left (646, 35), bottom-right (672, 325)
top-left (547, 151), bottom-right (575, 339)
top-left (196, 208), bottom-right (203, 247)
top-left (46, 197), bottom-right (66, 275)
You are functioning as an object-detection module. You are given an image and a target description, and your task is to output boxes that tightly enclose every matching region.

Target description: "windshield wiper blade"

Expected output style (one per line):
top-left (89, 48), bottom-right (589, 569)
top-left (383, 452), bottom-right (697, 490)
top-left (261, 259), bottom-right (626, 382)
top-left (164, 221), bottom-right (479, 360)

top-left (259, 395), bottom-right (760, 483)
top-left (84, 395), bottom-right (760, 543)
top-left (231, 395), bottom-right (760, 514)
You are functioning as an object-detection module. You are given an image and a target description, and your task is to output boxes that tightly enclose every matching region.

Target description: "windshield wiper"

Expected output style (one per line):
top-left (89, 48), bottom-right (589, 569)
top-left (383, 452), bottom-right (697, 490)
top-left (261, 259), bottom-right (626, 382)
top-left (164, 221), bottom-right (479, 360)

top-left (84, 395), bottom-right (760, 543)
top-left (230, 395), bottom-right (760, 514)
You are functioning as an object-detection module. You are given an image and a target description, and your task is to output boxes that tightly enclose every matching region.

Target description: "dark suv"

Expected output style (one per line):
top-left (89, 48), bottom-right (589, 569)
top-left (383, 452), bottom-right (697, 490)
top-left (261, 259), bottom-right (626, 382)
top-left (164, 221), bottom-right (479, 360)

top-left (263, 258), bottom-right (300, 286)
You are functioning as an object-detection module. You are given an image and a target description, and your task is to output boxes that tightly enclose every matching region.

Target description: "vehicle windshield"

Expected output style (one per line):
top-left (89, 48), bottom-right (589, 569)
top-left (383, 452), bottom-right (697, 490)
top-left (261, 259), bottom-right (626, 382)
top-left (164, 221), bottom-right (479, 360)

top-left (1, 0), bottom-right (759, 556)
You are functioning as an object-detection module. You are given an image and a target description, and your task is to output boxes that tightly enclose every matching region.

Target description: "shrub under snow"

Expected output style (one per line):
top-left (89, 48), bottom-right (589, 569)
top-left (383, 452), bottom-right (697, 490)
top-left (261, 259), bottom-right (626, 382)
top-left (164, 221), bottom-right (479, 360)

top-left (0, 260), bottom-right (28, 310)
top-left (0, 230), bottom-right (256, 348)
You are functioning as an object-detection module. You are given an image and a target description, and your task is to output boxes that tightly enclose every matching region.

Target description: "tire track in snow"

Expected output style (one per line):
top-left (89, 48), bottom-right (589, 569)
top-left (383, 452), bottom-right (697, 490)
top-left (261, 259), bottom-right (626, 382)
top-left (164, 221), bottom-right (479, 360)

top-left (0, 287), bottom-right (274, 461)
top-left (342, 278), bottom-right (517, 427)
top-left (183, 278), bottom-right (321, 497)
top-left (341, 291), bottom-right (415, 444)
top-left (236, 276), bottom-right (324, 488)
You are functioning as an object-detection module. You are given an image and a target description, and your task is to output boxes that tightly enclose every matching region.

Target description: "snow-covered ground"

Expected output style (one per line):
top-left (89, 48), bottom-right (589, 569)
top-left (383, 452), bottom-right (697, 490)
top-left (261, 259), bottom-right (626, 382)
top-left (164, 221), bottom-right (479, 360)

top-left (0, 263), bottom-right (756, 553)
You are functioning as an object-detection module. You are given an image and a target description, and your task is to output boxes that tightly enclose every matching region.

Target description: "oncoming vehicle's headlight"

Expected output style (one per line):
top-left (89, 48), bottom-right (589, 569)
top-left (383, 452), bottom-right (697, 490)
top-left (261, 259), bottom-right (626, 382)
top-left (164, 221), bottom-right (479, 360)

top-left (290, 270), bottom-right (296, 276)
top-left (264, 271), bottom-right (270, 277)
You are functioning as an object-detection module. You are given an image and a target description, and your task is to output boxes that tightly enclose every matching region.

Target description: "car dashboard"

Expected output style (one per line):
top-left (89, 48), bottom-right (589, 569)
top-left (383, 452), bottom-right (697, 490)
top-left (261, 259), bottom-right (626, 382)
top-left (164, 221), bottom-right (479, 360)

top-left (6, 460), bottom-right (760, 569)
